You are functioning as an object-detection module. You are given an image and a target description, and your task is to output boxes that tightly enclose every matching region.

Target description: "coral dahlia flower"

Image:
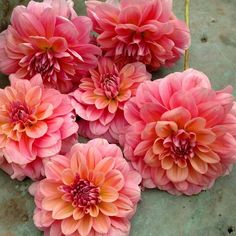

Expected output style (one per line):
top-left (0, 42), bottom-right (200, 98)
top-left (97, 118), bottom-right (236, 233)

top-left (0, 0), bottom-right (101, 93)
top-left (0, 74), bottom-right (78, 180)
top-left (86, 0), bottom-right (190, 70)
top-left (71, 57), bottom-right (151, 143)
top-left (123, 69), bottom-right (236, 195)
top-left (30, 139), bottom-right (141, 236)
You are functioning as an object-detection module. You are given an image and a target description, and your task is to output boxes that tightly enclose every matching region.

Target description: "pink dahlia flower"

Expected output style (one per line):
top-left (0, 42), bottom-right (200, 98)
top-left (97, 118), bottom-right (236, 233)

top-left (0, 74), bottom-right (78, 180)
top-left (71, 57), bottom-right (151, 144)
top-left (0, 0), bottom-right (101, 93)
top-left (123, 69), bottom-right (236, 195)
top-left (30, 139), bottom-right (141, 236)
top-left (86, 0), bottom-right (190, 70)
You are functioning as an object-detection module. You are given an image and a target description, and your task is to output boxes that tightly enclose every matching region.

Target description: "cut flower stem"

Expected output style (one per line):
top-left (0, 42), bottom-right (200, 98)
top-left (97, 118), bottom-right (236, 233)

top-left (184, 0), bottom-right (190, 70)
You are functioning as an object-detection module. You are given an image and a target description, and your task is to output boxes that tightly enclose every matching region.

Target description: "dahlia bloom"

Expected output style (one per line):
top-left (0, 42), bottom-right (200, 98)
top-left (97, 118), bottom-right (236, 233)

top-left (0, 74), bottom-right (78, 180)
top-left (86, 0), bottom-right (190, 70)
top-left (71, 57), bottom-right (151, 143)
top-left (30, 139), bottom-right (141, 236)
top-left (0, 0), bottom-right (101, 93)
top-left (123, 69), bottom-right (236, 195)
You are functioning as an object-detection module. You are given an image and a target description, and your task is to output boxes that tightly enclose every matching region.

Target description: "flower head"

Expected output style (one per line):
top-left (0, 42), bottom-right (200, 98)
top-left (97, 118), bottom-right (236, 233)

top-left (30, 139), bottom-right (141, 236)
top-left (123, 69), bottom-right (236, 195)
top-left (0, 0), bottom-right (101, 93)
top-left (86, 0), bottom-right (190, 70)
top-left (0, 74), bottom-right (78, 180)
top-left (71, 57), bottom-right (151, 143)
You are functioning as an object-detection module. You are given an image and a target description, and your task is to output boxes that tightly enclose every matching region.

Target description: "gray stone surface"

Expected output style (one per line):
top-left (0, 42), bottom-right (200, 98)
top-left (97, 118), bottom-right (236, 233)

top-left (0, 0), bottom-right (236, 236)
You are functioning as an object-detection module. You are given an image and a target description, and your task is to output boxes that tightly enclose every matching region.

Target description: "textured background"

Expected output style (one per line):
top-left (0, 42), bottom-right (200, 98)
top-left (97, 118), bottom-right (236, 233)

top-left (0, 0), bottom-right (236, 236)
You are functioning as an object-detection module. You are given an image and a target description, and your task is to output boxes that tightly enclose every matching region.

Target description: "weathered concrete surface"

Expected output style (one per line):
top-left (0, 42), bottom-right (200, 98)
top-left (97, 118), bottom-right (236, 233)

top-left (0, 0), bottom-right (236, 236)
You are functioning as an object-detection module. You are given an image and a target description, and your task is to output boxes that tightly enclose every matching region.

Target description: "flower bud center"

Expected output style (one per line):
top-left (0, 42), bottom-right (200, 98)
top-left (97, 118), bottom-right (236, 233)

top-left (60, 175), bottom-right (101, 213)
top-left (28, 51), bottom-right (59, 82)
top-left (164, 130), bottom-right (196, 160)
top-left (101, 73), bottom-right (120, 99)
top-left (10, 101), bottom-right (33, 125)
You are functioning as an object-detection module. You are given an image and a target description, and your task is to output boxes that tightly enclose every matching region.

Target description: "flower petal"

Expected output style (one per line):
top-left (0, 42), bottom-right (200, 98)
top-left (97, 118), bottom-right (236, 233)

top-left (26, 121), bottom-right (48, 138)
top-left (169, 91), bottom-right (198, 117)
top-left (196, 150), bottom-right (220, 164)
top-left (61, 169), bottom-right (75, 185)
top-left (52, 203), bottom-right (74, 220)
top-left (100, 186), bottom-right (119, 202)
top-left (89, 205), bottom-right (99, 217)
top-left (190, 156), bottom-right (208, 174)
top-left (94, 157), bottom-right (115, 174)
top-left (95, 97), bottom-right (110, 109)
top-left (61, 217), bottom-right (80, 235)
top-left (92, 213), bottom-right (111, 234)
top-left (161, 156), bottom-right (174, 170)
top-left (99, 202), bottom-right (118, 216)
top-left (42, 197), bottom-right (63, 211)
top-left (140, 103), bottom-right (165, 123)
top-left (103, 170), bottom-right (125, 191)
top-left (166, 164), bottom-right (188, 182)
top-left (82, 91), bottom-right (97, 104)
top-left (155, 121), bottom-right (178, 138)
top-left (92, 171), bottom-right (105, 186)
top-left (196, 130), bottom-right (216, 145)
top-left (134, 140), bottom-right (152, 156)
top-left (161, 107), bottom-right (191, 128)
top-left (119, 5), bottom-right (141, 25)
top-left (108, 100), bottom-right (118, 113)
top-left (25, 86), bottom-right (42, 107)
top-left (124, 98), bottom-right (141, 124)
top-left (39, 180), bottom-right (60, 197)
top-left (35, 103), bottom-right (53, 120)
top-left (73, 208), bottom-right (84, 220)
top-left (185, 117), bottom-right (206, 132)
top-left (153, 138), bottom-right (164, 155)
top-left (77, 214), bottom-right (93, 236)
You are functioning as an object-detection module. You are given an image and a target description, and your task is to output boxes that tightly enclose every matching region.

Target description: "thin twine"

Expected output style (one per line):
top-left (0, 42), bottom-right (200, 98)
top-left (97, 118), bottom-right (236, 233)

top-left (184, 0), bottom-right (190, 70)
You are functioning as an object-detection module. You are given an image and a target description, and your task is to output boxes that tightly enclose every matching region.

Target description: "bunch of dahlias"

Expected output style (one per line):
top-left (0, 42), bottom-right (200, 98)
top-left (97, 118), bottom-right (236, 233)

top-left (0, 0), bottom-right (235, 235)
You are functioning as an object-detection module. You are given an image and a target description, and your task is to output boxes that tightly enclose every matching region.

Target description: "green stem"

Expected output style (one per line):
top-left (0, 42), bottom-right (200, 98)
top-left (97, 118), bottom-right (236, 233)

top-left (184, 0), bottom-right (190, 70)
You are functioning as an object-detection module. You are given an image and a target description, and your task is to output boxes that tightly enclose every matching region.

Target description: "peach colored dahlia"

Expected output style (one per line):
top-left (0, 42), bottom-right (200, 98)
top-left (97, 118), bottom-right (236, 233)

top-left (86, 0), bottom-right (190, 71)
top-left (123, 69), bottom-right (236, 195)
top-left (0, 74), bottom-right (78, 180)
top-left (30, 139), bottom-right (141, 236)
top-left (71, 57), bottom-right (151, 144)
top-left (0, 0), bottom-right (101, 93)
